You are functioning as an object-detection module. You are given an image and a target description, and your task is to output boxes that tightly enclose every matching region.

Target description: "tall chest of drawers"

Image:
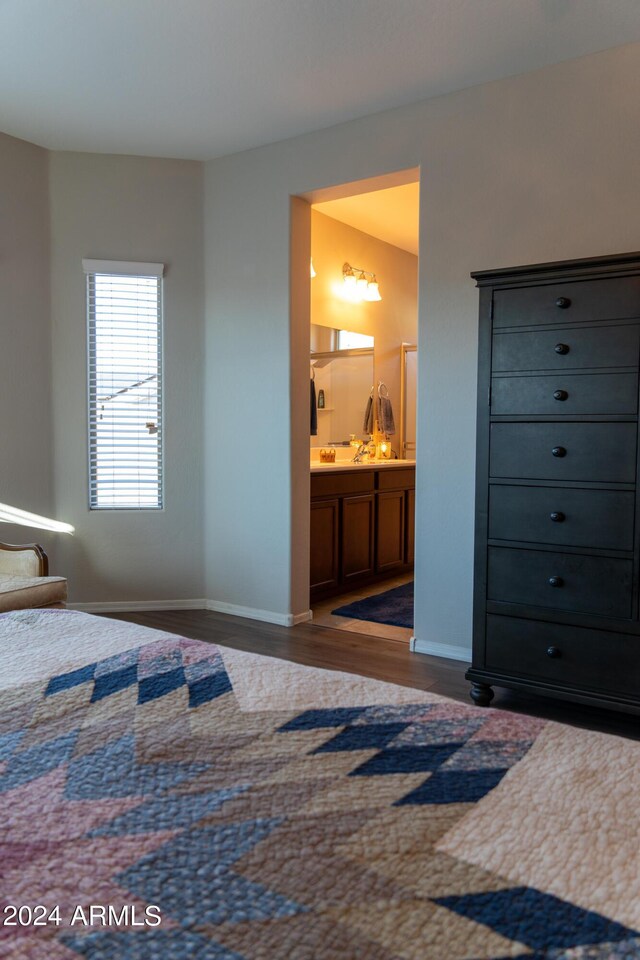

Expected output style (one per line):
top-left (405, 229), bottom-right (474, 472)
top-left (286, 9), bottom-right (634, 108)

top-left (468, 252), bottom-right (640, 715)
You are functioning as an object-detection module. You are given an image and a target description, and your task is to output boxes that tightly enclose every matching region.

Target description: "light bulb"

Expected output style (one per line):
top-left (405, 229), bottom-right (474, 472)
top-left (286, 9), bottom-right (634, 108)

top-left (366, 277), bottom-right (381, 301)
top-left (343, 265), bottom-right (356, 289)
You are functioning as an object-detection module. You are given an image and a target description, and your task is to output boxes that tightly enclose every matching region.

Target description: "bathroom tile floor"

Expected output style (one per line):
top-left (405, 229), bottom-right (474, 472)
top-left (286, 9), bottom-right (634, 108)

top-left (311, 573), bottom-right (413, 644)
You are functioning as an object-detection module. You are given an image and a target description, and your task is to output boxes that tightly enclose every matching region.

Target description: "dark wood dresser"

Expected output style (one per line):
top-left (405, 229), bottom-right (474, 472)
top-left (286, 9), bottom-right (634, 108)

top-left (468, 252), bottom-right (640, 715)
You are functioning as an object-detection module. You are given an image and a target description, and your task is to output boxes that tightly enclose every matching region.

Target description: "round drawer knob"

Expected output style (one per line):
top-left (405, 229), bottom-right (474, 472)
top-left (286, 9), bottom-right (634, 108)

top-left (553, 389), bottom-right (569, 401)
top-left (546, 645), bottom-right (562, 659)
top-left (555, 297), bottom-right (571, 309)
top-left (548, 576), bottom-right (564, 587)
top-left (554, 343), bottom-right (570, 355)
top-left (550, 511), bottom-right (565, 523)
top-left (552, 446), bottom-right (567, 458)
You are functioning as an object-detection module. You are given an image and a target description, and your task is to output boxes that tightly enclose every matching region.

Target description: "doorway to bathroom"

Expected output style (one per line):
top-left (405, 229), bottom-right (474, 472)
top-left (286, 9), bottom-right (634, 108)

top-left (304, 171), bottom-right (420, 644)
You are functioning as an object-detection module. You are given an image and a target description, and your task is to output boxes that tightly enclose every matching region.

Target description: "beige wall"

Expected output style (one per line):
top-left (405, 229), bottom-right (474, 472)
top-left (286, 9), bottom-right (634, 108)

top-left (311, 208), bottom-right (418, 448)
top-left (204, 42), bottom-right (640, 655)
top-left (3, 41), bottom-right (640, 639)
top-left (49, 152), bottom-right (205, 604)
top-left (0, 134), bottom-right (55, 557)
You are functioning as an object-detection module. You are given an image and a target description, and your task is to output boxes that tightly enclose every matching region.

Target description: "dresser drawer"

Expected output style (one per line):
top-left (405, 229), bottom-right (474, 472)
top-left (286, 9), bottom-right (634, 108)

top-left (493, 277), bottom-right (640, 329)
top-left (492, 324), bottom-right (640, 373)
top-left (489, 485), bottom-right (635, 551)
top-left (485, 615), bottom-right (639, 698)
top-left (491, 372), bottom-right (638, 416)
top-left (490, 422), bottom-right (637, 483)
top-left (488, 546), bottom-right (632, 618)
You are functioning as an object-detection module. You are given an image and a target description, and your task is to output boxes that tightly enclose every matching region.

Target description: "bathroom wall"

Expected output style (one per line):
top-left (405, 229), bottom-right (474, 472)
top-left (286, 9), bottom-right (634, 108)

top-left (311, 208), bottom-right (418, 447)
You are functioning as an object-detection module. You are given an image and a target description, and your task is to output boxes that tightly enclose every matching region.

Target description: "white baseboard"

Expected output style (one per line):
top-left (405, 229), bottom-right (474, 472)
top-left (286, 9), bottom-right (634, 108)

top-left (68, 599), bottom-right (207, 613)
top-left (68, 599), bottom-right (314, 628)
top-left (291, 609), bottom-right (313, 625)
top-left (206, 599), bottom-right (313, 627)
top-left (410, 636), bottom-right (471, 663)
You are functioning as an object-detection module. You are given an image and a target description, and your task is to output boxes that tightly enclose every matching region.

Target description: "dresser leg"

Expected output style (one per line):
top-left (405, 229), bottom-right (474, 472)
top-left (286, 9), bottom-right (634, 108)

top-left (470, 682), bottom-right (494, 707)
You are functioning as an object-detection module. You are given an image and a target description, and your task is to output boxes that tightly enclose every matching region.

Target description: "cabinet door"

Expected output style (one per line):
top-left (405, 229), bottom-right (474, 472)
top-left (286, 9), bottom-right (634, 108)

top-left (405, 488), bottom-right (415, 564)
top-left (310, 498), bottom-right (339, 596)
top-left (376, 490), bottom-right (406, 573)
top-left (342, 494), bottom-right (375, 583)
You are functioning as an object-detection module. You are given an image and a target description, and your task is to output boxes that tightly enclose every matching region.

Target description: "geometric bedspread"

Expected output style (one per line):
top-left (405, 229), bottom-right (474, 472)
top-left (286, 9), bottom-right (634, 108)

top-left (1, 608), bottom-right (639, 959)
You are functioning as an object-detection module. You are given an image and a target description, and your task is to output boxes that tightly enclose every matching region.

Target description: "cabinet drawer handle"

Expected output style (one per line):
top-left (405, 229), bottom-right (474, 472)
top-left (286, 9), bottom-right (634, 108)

top-left (554, 343), bottom-right (570, 355)
top-left (553, 389), bottom-right (569, 401)
top-left (550, 511), bottom-right (565, 522)
top-left (546, 645), bottom-right (562, 658)
top-left (548, 576), bottom-right (564, 587)
top-left (552, 446), bottom-right (567, 458)
top-left (555, 297), bottom-right (571, 309)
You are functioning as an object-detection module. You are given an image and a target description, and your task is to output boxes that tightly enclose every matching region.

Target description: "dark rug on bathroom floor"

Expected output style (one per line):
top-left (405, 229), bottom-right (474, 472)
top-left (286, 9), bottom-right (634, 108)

top-left (332, 581), bottom-right (414, 628)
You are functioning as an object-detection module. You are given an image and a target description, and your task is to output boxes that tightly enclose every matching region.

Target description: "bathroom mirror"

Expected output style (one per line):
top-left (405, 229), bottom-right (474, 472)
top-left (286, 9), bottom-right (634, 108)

top-left (310, 325), bottom-right (374, 446)
top-left (310, 323), bottom-right (374, 354)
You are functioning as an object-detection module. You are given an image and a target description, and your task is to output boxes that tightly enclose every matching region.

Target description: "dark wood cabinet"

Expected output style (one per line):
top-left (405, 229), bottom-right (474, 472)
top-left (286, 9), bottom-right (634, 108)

top-left (310, 465), bottom-right (415, 601)
top-left (376, 490), bottom-right (405, 572)
top-left (309, 498), bottom-right (339, 594)
top-left (469, 251), bottom-right (640, 715)
top-left (405, 487), bottom-right (415, 564)
top-left (342, 494), bottom-right (375, 582)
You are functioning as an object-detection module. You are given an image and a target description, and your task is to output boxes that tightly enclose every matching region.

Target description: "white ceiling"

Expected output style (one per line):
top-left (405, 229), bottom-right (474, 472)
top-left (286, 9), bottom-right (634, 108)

top-left (315, 182), bottom-right (420, 255)
top-left (1, 0), bottom-right (640, 161)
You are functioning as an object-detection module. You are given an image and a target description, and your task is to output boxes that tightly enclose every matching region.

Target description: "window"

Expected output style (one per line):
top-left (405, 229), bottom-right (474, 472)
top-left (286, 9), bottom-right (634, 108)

top-left (84, 259), bottom-right (164, 510)
top-left (337, 329), bottom-right (374, 350)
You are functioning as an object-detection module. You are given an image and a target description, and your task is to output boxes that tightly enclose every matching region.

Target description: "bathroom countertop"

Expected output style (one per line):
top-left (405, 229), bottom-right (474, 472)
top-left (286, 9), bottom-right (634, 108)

top-left (310, 459), bottom-right (416, 474)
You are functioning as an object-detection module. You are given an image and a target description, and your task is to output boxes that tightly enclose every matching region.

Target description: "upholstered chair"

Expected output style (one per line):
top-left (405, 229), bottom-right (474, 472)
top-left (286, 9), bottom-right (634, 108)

top-left (0, 542), bottom-right (67, 612)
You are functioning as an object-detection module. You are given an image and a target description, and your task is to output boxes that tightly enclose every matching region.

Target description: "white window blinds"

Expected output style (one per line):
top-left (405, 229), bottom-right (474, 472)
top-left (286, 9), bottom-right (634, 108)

top-left (84, 259), bottom-right (164, 510)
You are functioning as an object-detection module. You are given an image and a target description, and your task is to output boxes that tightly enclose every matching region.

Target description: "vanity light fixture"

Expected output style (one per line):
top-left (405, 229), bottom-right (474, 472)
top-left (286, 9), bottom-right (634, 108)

top-left (342, 263), bottom-right (382, 302)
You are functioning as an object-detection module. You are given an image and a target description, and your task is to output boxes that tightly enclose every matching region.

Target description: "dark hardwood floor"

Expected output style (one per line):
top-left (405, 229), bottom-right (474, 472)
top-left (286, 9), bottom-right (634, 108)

top-left (104, 609), bottom-right (639, 740)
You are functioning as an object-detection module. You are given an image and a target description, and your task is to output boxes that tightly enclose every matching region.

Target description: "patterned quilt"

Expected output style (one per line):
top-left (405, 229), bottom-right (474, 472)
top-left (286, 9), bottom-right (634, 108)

top-left (1, 608), bottom-right (638, 959)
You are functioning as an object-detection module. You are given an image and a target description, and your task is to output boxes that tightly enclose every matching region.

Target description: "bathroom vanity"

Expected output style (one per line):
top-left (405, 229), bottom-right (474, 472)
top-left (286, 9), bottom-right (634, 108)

top-left (310, 460), bottom-right (415, 601)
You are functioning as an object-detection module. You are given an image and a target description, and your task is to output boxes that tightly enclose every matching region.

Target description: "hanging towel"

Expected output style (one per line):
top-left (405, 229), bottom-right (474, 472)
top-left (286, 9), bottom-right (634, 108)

top-left (310, 378), bottom-right (318, 436)
top-left (377, 396), bottom-right (396, 436)
top-left (363, 392), bottom-right (374, 435)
